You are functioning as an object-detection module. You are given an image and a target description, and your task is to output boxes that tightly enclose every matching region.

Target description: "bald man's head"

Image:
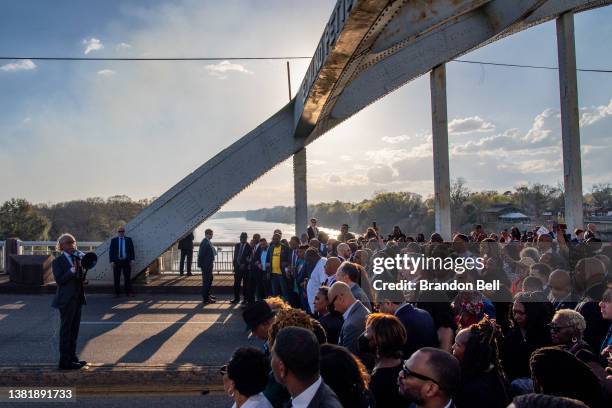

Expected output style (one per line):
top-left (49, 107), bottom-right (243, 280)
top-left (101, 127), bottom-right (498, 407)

top-left (324, 257), bottom-right (341, 276)
top-left (548, 269), bottom-right (573, 300)
top-left (328, 281), bottom-right (355, 314)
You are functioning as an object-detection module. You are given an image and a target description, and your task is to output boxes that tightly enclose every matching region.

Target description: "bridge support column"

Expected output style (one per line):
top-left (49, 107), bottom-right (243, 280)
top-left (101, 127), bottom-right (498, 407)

top-left (556, 12), bottom-right (583, 234)
top-left (430, 64), bottom-right (452, 241)
top-left (293, 148), bottom-right (308, 239)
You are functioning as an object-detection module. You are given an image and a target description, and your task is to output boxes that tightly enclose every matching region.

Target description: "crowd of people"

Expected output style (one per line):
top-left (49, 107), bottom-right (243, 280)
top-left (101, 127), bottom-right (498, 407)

top-left (216, 218), bottom-right (612, 408)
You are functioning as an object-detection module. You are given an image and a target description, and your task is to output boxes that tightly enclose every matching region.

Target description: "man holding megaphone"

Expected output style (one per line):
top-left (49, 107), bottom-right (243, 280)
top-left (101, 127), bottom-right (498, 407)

top-left (52, 233), bottom-right (91, 370)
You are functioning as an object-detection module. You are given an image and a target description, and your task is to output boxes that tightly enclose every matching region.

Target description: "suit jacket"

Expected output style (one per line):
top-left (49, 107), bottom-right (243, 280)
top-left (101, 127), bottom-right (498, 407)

top-left (233, 242), bottom-right (252, 271)
top-left (395, 303), bottom-right (439, 358)
top-left (51, 254), bottom-right (86, 309)
top-left (109, 236), bottom-right (135, 263)
top-left (178, 233), bottom-right (194, 251)
top-left (197, 238), bottom-right (215, 270)
top-left (265, 243), bottom-right (291, 272)
top-left (350, 284), bottom-right (372, 312)
top-left (306, 381), bottom-right (343, 408)
top-left (307, 226), bottom-right (319, 241)
top-left (339, 300), bottom-right (370, 355)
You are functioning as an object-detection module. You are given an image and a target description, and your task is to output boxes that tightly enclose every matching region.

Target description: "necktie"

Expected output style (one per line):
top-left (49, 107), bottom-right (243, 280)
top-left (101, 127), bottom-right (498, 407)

top-left (238, 244), bottom-right (245, 261)
top-left (119, 238), bottom-right (124, 259)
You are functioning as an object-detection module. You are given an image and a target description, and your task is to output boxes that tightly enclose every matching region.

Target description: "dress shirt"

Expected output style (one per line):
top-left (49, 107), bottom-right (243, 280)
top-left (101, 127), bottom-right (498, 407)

top-left (231, 392), bottom-right (273, 408)
top-left (260, 249), bottom-right (268, 271)
top-left (291, 376), bottom-right (322, 408)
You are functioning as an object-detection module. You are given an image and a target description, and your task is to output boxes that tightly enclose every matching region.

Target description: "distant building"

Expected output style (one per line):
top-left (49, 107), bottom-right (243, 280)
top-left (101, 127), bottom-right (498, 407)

top-left (482, 204), bottom-right (528, 224)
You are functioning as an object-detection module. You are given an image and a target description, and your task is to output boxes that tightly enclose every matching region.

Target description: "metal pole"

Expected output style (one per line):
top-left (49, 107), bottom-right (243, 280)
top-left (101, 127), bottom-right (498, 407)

top-left (289, 61), bottom-right (308, 238)
top-left (287, 61), bottom-right (292, 100)
top-left (556, 12), bottom-right (583, 234)
top-left (430, 64), bottom-right (452, 241)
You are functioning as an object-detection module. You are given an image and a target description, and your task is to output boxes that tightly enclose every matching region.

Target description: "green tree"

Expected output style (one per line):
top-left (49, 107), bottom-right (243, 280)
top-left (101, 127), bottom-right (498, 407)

top-left (0, 198), bottom-right (51, 240)
top-left (590, 183), bottom-right (612, 208)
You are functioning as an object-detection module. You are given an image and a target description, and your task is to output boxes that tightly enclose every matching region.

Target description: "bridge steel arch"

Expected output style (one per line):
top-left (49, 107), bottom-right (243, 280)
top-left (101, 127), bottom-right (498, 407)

top-left (90, 0), bottom-right (611, 281)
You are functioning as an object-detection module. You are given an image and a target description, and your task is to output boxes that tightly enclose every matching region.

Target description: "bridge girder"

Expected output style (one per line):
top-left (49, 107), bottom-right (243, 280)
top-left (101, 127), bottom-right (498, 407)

top-left (90, 0), bottom-right (610, 281)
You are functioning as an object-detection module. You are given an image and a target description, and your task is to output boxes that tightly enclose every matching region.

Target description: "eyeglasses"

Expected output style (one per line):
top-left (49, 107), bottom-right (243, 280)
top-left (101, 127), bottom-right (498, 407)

top-left (400, 365), bottom-right (440, 387)
top-left (118, 230), bottom-right (125, 233)
top-left (548, 324), bottom-right (572, 333)
top-left (512, 309), bottom-right (526, 316)
top-left (219, 364), bottom-right (228, 376)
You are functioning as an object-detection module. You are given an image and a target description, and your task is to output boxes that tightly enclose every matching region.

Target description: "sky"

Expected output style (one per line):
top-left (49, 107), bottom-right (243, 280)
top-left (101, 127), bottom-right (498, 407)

top-left (1, 0), bottom-right (611, 211)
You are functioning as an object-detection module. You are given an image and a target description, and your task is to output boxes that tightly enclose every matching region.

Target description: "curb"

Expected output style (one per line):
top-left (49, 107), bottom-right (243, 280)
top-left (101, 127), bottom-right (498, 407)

top-left (0, 364), bottom-right (224, 392)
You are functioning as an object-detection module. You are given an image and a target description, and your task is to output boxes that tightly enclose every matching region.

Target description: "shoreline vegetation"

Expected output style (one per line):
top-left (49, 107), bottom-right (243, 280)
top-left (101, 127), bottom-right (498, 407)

top-left (0, 180), bottom-right (610, 241)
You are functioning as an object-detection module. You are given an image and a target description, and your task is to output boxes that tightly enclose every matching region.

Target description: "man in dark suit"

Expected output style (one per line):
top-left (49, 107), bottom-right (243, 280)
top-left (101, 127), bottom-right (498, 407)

top-left (329, 282), bottom-right (370, 355)
top-left (252, 238), bottom-right (270, 300)
top-left (307, 218), bottom-right (319, 242)
top-left (271, 327), bottom-right (342, 408)
top-left (51, 233), bottom-right (87, 370)
top-left (109, 225), bottom-right (135, 297)
top-left (379, 297), bottom-right (439, 358)
top-left (178, 232), bottom-right (194, 276)
top-left (398, 348), bottom-right (460, 408)
top-left (232, 232), bottom-right (252, 304)
top-left (198, 228), bottom-right (216, 304)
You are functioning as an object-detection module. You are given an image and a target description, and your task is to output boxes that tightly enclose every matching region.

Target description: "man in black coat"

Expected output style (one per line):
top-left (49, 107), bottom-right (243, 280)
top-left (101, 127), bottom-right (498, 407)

top-left (232, 232), bottom-right (252, 304)
top-left (52, 233), bottom-right (87, 370)
top-left (198, 228), bottom-right (216, 304)
top-left (271, 327), bottom-right (342, 408)
top-left (109, 225), bottom-right (135, 297)
top-left (178, 232), bottom-right (194, 276)
top-left (307, 218), bottom-right (319, 242)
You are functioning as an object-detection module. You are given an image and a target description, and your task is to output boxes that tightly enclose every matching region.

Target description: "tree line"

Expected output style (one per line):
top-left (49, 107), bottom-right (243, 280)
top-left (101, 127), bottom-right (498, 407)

top-left (245, 181), bottom-right (612, 236)
top-left (0, 182), bottom-right (610, 241)
top-left (0, 196), bottom-right (151, 241)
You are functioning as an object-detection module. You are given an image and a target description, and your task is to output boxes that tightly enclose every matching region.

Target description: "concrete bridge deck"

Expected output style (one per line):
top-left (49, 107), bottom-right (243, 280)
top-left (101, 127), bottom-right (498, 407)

top-left (0, 273), bottom-right (235, 295)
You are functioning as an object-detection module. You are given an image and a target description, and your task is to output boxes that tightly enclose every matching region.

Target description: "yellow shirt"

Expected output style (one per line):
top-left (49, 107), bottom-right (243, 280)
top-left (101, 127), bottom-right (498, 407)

top-left (271, 246), bottom-right (282, 275)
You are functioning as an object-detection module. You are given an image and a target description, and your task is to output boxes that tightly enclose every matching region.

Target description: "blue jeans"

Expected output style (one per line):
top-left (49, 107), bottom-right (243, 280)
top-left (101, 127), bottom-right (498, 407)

top-left (271, 274), bottom-right (289, 300)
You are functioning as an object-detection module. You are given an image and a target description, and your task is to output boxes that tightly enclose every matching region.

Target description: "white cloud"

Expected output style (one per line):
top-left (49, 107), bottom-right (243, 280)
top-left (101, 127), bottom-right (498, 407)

top-left (366, 143), bottom-right (432, 164)
top-left (367, 165), bottom-right (395, 184)
top-left (97, 69), bottom-right (116, 76)
top-left (308, 159), bottom-right (326, 165)
top-left (0, 59), bottom-right (36, 72)
top-left (116, 42), bottom-right (132, 51)
top-left (83, 38), bottom-right (103, 55)
top-left (204, 60), bottom-right (253, 79)
top-left (580, 99), bottom-right (612, 126)
top-left (498, 159), bottom-right (561, 174)
top-left (449, 116), bottom-right (495, 135)
top-left (328, 175), bottom-right (342, 184)
top-left (381, 134), bottom-right (410, 144)
top-left (339, 155), bottom-right (352, 161)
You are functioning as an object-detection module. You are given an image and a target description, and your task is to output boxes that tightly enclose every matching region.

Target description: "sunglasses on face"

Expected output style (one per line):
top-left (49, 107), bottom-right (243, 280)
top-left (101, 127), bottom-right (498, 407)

top-left (400, 365), bottom-right (440, 387)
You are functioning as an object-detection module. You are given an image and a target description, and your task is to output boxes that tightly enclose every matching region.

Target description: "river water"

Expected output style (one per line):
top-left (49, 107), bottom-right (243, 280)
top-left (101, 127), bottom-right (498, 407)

top-left (193, 217), bottom-right (339, 242)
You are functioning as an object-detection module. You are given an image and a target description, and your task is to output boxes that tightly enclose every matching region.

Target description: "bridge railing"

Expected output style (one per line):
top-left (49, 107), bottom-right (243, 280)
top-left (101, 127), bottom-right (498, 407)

top-left (0, 240), bottom-right (238, 275)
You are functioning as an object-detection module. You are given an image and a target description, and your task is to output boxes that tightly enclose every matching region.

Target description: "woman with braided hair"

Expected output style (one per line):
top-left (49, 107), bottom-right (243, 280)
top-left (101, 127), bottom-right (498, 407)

top-left (452, 316), bottom-right (510, 408)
